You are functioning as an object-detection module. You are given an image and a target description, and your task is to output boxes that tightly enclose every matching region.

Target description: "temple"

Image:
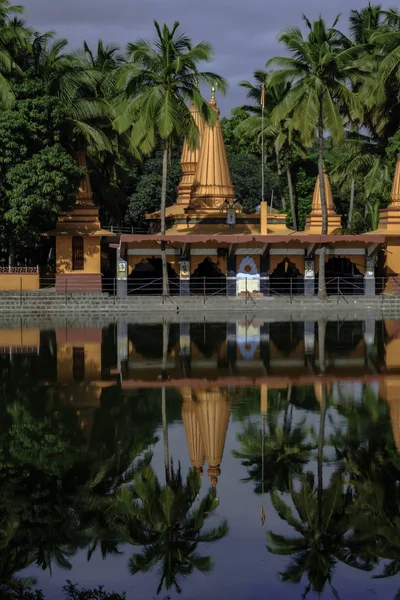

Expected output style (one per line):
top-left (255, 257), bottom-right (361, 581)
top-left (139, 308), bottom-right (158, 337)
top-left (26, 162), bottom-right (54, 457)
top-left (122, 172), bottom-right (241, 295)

top-left (45, 89), bottom-right (400, 297)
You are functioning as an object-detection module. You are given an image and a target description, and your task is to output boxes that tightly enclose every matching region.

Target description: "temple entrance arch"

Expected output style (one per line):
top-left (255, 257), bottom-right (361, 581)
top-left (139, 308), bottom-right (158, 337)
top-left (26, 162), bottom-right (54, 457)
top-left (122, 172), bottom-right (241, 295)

top-left (270, 258), bottom-right (304, 295)
top-left (190, 257), bottom-right (226, 295)
top-left (128, 258), bottom-right (179, 295)
top-left (236, 256), bottom-right (260, 295)
top-left (323, 256), bottom-right (363, 295)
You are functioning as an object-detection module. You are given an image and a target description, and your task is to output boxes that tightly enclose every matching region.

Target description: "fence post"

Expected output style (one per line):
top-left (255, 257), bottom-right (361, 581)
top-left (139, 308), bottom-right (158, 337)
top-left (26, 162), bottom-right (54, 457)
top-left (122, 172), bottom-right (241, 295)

top-left (203, 277), bottom-right (206, 304)
top-left (245, 277), bottom-right (248, 304)
top-left (65, 277), bottom-right (67, 306)
top-left (113, 277), bottom-right (116, 304)
top-left (20, 276), bottom-right (22, 306)
top-left (290, 278), bottom-right (293, 304)
top-left (337, 277), bottom-right (339, 304)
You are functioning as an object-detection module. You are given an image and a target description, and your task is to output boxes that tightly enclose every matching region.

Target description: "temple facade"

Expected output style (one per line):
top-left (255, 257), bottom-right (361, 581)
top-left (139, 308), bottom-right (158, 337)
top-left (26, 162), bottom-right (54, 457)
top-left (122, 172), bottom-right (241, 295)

top-left (118, 90), bottom-right (391, 297)
top-left (47, 90), bottom-right (400, 296)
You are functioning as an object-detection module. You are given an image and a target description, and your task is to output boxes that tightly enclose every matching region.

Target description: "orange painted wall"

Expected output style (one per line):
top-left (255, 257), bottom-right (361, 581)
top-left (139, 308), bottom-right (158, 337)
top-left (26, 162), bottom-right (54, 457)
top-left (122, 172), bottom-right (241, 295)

top-left (57, 342), bottom-right (102, 382)
top-left (0, 274), bottom-right (39, 291)
top-left (270, 255), bottom-right (305, 275)
top-left (56, 236), bottom-right (101, 274)
top-left (0, 328), bottom-right (40, 346)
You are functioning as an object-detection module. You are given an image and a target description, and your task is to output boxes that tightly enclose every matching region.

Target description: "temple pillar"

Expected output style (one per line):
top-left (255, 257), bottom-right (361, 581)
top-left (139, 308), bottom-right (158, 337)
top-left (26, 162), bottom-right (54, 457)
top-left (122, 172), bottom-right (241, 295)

top-left (179, 257), bottom-right (190, 296)
top-left (116, 247), bottom-right (128, 297)
top-left (304, 321), bottom-right (315, 355)
top-left (304, 258), bottom-right (315, 295)
top-left (117, 323), bottom-right (128, 372)
top-left (363, 320), bottom-right (375, 355)
top-left (227, 255), bottom-right (236, 296)
top-left (260, 253), bottom-right (269, 296)
top-left (180, 323), bottom-right (191, 357)
top-left (364, 253), bottom-right (375, 296)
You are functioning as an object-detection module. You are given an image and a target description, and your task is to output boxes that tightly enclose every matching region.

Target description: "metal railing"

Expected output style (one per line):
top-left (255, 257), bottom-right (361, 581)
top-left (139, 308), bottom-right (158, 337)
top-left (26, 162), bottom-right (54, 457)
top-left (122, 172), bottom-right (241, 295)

top-left (0, 275), bottom-right (399, 304)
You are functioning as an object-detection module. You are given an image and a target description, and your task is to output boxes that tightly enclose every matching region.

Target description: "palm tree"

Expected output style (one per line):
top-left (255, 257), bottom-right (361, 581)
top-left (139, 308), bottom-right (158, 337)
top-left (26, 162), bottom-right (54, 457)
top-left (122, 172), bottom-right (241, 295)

top-left (110, 465), bottom-right (228, 595)
top-left (233, 404), bottom-right (315, 494)
top-left (0, 1), bottom-right (29, 108)
top-left (268, 16), bottom-right (361, 295)
top-left (115, 21), bottom-right (227, 295)
top-left (267, 472), bottom-right (375, 597)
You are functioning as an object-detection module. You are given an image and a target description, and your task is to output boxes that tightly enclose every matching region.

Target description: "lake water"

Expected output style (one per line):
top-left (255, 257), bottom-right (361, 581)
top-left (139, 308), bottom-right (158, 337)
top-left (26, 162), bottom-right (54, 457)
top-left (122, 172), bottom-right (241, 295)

top-left (2, 318), bottom-right (400, 599)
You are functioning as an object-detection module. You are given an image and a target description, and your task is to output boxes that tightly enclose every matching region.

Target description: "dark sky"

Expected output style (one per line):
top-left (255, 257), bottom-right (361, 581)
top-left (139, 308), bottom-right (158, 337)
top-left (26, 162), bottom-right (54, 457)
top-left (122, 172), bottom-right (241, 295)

top-left (22, 0), bottom-right (392, 115)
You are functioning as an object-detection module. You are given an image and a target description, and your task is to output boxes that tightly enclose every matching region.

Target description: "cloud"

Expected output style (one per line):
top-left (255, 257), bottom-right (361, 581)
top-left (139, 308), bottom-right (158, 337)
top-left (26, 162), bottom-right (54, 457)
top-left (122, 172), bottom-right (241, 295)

top-left (22, 0), bottom-right (393, 115)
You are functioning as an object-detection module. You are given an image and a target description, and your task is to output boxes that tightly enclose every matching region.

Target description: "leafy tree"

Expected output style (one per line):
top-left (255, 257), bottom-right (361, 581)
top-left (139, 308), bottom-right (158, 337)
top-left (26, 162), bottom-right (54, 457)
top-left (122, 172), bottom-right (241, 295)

top-left (0, 79), bottom-right (81, 262)
top-left (228, 152), bottom-right (279, 213)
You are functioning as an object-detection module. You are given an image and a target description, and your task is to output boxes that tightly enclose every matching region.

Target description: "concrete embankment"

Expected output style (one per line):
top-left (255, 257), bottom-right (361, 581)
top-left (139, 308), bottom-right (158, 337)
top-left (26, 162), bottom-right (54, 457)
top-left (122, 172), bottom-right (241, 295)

top-left (0, 292), bottom-right (400, 325)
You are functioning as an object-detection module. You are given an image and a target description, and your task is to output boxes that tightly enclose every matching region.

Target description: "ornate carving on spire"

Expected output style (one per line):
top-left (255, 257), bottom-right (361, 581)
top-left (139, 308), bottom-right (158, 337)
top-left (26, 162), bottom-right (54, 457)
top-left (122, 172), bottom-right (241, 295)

top-left (190, 90), bottom-right (235, 209)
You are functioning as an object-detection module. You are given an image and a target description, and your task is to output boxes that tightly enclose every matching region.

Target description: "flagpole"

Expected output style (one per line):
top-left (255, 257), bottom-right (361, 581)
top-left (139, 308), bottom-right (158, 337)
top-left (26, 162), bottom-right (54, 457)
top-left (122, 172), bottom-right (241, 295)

top-left (261, 84), bottom-right (265, 203)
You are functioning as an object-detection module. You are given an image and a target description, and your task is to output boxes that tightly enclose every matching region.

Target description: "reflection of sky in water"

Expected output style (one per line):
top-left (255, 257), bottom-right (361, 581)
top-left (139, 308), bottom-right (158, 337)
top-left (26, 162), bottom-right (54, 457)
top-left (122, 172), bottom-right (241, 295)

top-left (22, 397), bottom-right (400, 600)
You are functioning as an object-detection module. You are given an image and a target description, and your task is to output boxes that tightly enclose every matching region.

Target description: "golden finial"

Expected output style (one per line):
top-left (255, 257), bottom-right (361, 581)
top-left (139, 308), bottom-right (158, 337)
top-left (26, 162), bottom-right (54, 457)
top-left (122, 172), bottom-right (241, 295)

top-left (211, 85), bottom-right (215, 100)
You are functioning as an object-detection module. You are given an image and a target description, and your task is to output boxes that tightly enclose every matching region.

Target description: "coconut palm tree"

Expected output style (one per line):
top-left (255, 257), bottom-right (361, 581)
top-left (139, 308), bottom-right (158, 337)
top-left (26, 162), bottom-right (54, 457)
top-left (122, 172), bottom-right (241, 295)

top-left (110, 465), bottom-right (228, 595)
top-left (267, 16), bottom-right (361, 295)
top-left (115, 21), bottom-right (227, 295)
top-left (0, 0), bottom-right (29, 108)
top-left (267, 472), bottom-right (375, 597)
top-left (233, 404), bottom-right (315, 494)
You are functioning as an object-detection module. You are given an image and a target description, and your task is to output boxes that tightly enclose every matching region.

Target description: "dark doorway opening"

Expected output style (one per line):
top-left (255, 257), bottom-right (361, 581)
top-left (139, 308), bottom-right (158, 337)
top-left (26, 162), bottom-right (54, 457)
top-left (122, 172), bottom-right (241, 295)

top-left (323, 257), bottom-right (363, 295)
top-left (128, 258), bottom-right (179, 295)
top-left (270, 258), bottom-right (304, 295)
top-left (190, 257), bottom-right (226, 295)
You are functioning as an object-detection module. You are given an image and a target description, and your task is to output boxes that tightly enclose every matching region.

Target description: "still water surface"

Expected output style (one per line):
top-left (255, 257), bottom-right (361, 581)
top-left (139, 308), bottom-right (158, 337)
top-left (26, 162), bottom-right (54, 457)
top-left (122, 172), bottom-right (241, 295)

top-left (2, 319), bottom-right (400, 599)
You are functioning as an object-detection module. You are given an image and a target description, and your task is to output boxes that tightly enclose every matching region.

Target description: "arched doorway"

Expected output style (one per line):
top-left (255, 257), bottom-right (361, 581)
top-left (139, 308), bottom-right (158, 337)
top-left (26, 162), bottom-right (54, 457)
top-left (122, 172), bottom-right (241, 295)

top-left (323, 257), bottom-right (363, 295)
top-left (128, 258), bottom-right (179, 295)
top-left (190, 257), bottom-right (226, 295)
top-left (236, 256), bottom-right (260, 295)
top-left (270, 258), bottom-right (304, 295)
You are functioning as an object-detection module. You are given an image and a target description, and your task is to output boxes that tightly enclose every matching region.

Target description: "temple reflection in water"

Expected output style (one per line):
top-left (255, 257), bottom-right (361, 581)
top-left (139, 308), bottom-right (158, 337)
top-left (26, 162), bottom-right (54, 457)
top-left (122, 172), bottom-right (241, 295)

top-left (1, 318), bottom-right (400, 488)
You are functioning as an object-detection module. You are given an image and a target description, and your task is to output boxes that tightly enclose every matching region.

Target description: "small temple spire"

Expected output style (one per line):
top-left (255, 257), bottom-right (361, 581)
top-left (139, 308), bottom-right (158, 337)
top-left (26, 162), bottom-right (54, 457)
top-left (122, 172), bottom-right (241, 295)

top-left (76, 150), bottom-right (94, 206)
top-left (304, 166), bottom-right (342, 233)
top-left (390, 156), bottom-right (400, 207)
top-left (190, 89), bottom-right (235, 208)
top-left (310, 167), bottom-right (335, 216)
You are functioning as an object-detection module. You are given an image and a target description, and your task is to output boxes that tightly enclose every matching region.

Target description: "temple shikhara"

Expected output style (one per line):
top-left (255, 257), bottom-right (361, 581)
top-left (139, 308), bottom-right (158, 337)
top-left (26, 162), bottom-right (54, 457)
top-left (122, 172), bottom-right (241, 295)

top-left (42, 89), bottom-right (400, 296)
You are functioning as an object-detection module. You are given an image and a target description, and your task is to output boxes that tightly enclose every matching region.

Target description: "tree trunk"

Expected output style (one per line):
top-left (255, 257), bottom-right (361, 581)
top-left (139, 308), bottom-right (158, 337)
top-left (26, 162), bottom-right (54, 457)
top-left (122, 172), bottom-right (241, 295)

top-left (275, 146), bottom-right (286, 211)
top-left (8, 241), bottom-right (15, 268)
top-left (317, 383), bottom-right (327, 529)
top-left (317, 109), bottom-right (327, 298)
top-left (348, 177), bottom-right (355, 228)
top-left (284, 153), bottom-right (297, 230)
top-left (317, 319), bottom-right (327, 530)
top-left (161, 139), bottom-right (169, 297)
top-left (161, 319), bottom-right (170, 483)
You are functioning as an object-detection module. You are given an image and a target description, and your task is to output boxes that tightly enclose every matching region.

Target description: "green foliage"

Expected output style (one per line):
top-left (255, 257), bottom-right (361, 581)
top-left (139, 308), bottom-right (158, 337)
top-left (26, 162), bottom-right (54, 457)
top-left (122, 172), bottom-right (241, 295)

top-left (228, 152), bottom-right (279, 213)
top-left (126, 148), bottom-right (182, 228)
top-left (0, 80), bottom-right (81, 258)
